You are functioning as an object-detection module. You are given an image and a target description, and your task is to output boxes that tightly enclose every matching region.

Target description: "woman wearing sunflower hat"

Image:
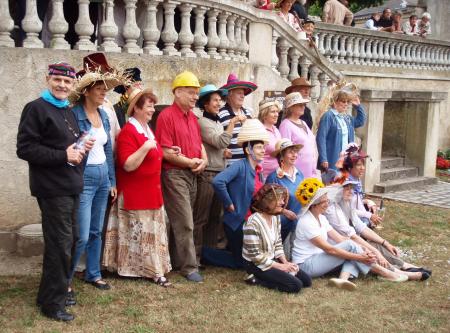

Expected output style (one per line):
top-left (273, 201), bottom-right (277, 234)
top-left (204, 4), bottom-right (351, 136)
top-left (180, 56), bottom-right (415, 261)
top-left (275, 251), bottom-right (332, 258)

top-left (291, 178), bottom-right (409, 290)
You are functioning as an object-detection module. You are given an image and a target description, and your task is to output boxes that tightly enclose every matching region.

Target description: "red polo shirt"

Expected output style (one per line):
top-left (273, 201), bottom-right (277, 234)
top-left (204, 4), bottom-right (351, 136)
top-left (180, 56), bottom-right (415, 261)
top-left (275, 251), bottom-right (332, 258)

top-left (155, 102), bottom-right (203, 170)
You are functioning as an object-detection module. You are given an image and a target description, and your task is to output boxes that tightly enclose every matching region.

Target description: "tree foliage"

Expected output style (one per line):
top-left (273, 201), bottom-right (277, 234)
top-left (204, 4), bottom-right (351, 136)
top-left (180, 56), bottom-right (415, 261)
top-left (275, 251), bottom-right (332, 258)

top-left (308, 0), bottom-right (385, 13)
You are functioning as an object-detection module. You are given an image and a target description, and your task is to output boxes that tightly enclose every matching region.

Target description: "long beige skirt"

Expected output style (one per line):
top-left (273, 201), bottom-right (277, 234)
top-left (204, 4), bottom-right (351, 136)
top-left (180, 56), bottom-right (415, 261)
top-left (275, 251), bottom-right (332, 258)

top-left (102, 194), bottom-right (171, 279)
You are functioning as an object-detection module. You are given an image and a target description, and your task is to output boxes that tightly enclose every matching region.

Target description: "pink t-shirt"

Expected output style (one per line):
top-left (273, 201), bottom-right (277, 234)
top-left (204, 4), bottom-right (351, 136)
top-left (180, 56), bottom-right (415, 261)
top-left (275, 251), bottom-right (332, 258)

top-left (262, 125), bottom-right (282, 179)
top-left (279, 119), bottom-right (318, 178)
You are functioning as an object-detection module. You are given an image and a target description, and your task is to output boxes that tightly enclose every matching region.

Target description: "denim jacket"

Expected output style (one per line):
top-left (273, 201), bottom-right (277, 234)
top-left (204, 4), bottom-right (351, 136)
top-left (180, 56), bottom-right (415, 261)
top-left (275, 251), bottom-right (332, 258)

top-left (71, 104), bottom-right (116, 187)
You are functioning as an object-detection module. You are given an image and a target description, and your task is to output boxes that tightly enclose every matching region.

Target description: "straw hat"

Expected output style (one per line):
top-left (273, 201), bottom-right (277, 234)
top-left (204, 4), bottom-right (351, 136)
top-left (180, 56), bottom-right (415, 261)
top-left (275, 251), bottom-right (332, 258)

top-left (285, 92), bottom-right (310, 109)
top-left (259, 98), bottom-right (282, 114)
top-left (69, 71), bottom-right (123, 104)
top-left (220, 73), bottom-right (257, 96)
top-left (285, 77), bottom-right (315, 95)
top-left (236, 119), bottom-right (270, 146)
top-left (270, 138), bottom-right (303, 157)
top-left (126, 87), bottom-right (158, 116)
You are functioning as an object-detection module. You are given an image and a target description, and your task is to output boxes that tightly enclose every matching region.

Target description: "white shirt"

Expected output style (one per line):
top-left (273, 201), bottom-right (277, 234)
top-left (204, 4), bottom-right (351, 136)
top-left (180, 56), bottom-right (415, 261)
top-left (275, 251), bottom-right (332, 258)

top-left (292, 211), bottom-right (332, 264)
top-left (101, 100), bottom-right (120, 152)
top-left (87, 124), bottom-right (107, 165)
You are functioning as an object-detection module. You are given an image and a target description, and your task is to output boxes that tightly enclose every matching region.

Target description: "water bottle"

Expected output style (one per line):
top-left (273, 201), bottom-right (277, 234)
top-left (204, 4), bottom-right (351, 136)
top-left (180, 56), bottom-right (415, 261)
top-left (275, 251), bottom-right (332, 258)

top-left (67, 129), bottom-right (95, 166)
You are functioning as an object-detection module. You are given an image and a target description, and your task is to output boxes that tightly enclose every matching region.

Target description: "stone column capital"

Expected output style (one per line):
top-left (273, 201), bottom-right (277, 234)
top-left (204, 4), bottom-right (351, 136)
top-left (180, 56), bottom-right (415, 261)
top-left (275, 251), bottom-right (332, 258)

top-left (360, 90), bottom-right (392, 102)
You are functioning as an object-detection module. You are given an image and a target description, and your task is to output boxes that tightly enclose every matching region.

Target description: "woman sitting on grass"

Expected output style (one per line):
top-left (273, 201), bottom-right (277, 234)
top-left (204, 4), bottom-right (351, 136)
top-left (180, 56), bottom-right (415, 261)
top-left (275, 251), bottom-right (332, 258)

top-left (292, 178), bottom-right (410, 291)
top-left (324, 178), bottom-right (431, 281)
top-left (243, 184), bottom-right (312, 293)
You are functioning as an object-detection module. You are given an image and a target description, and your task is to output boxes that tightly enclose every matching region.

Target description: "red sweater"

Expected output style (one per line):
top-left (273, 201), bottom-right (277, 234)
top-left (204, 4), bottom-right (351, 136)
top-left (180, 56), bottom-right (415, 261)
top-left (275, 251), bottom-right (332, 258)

top-left (116, 123), bottom-right (163, 210)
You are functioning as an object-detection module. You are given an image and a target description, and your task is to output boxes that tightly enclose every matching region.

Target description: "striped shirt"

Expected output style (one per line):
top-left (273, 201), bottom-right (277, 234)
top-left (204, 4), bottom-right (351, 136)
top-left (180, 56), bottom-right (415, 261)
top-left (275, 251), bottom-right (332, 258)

top-left (243, 213), bottom-right (285, 271)
top-left (218, 103), bottom-right (253, 167)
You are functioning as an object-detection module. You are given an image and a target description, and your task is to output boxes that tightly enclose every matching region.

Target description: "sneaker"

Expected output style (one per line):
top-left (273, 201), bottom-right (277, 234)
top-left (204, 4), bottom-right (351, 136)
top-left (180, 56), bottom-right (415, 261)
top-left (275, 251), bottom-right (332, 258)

top-left (186, 272), bottom-right (204, 283)
top-left (328, 278), bottom-right (357, 291)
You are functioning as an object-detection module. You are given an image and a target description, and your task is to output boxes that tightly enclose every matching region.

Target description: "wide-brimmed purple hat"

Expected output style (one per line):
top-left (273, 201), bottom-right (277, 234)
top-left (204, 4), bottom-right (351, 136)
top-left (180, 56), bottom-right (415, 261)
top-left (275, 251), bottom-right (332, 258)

top-left (220, 73), bottom-right (257, 96)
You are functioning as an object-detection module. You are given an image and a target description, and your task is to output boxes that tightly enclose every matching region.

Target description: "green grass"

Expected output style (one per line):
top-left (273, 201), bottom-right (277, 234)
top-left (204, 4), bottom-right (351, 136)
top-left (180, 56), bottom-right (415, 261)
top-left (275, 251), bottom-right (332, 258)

top-left (0, 201), bottom-right (448, 333)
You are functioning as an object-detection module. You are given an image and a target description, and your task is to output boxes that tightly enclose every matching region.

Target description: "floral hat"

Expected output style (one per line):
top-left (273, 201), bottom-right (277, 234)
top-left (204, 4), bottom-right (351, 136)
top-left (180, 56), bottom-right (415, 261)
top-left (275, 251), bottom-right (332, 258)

top-left (296, 178), bottom-right (339, 215)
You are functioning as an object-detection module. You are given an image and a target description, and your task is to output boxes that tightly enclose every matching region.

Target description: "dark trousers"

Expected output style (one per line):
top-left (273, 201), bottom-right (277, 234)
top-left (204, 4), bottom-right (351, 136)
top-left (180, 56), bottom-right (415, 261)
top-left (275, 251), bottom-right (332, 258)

top-left (36, 195), bottom-right (79, 312)
top-left (245, 261), bottom-right (312, 293)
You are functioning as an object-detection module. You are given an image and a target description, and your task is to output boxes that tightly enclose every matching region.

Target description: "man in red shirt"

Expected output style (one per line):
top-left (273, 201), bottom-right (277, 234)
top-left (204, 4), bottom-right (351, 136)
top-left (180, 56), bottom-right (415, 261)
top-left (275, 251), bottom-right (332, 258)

top-left (156, 71), bottom-right (208, 282)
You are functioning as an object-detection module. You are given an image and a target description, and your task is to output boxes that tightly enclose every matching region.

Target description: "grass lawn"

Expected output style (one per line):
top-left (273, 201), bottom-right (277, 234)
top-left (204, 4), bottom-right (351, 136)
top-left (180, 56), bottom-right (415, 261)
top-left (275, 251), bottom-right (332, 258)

top-left (0, 201), bottom-right (449, 333)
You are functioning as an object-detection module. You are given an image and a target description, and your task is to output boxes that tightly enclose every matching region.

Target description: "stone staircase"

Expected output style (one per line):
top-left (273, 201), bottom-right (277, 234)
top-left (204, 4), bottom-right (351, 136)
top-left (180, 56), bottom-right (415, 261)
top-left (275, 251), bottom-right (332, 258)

top-left (373, 157), bottom-right (437, 193)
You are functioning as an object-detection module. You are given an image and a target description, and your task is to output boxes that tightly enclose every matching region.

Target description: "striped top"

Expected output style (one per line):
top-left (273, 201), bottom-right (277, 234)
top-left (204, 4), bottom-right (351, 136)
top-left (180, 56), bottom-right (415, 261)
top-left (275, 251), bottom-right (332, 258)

top-left (218, 103), bottom-right (253, 167)
top-left (243, 213), bottom-right (285, 271)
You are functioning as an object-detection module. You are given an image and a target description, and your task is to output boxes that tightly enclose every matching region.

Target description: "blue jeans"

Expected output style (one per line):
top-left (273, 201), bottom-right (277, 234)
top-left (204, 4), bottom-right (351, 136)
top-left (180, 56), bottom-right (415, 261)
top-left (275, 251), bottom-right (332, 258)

top-left (71, 162), bottom-right (110, 282)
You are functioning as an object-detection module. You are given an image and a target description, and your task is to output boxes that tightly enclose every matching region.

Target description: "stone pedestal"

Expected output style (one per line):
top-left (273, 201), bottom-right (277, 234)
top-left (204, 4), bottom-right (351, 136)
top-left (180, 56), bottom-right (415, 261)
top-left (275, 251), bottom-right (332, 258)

top-left (16, 224), bottom-right (44, 257)
top-left (248, 22), bottom-right (272, 68)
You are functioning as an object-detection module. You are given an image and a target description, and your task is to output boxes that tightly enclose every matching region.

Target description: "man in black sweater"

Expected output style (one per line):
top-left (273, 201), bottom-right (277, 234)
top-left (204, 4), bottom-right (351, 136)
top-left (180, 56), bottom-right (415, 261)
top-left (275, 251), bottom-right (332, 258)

top-left (17, 63), bottom-right (93, 322)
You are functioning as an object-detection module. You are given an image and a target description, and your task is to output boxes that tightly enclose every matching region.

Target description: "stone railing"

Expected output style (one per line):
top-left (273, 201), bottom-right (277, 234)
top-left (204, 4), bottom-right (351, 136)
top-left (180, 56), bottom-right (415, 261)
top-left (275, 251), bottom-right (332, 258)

top-left (313, 22), bottom-right (450, 71)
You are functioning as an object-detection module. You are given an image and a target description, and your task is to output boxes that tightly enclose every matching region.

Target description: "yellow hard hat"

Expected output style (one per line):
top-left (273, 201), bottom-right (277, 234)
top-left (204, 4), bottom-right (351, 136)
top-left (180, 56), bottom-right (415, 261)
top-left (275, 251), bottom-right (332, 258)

top-left (172, 71), bottom-right (201, 91)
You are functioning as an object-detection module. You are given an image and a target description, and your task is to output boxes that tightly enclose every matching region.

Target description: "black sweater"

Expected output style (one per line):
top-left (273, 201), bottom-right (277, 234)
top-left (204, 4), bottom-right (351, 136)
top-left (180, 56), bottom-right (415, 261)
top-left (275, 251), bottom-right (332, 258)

top-left (17, 97), bottom-right (84, 198)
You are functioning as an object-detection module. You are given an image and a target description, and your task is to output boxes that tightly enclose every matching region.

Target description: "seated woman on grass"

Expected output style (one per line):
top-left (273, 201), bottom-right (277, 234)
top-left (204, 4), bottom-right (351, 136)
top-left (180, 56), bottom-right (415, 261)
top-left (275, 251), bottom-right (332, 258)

top-left (243, 184), bottom-right (312, 293)
top-left (291, 178), bottom-right (410, 291)
top-left (324, 177), bottom-right (431, 281)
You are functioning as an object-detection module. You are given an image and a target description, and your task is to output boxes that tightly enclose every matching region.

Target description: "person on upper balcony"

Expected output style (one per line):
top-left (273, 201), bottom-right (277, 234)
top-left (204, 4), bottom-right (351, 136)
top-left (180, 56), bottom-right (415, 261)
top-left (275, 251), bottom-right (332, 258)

top-left (322, 0), bottom-right (353, 26)
top-left (277, 0), bottom-right (303, 32)
top-left (364, 13), bottom-right (382, 31)
top-left (391, 11), bottom-right (404, 34)
top-left (256, 0), bottom-right (276, 10)
top-left (375, 8), bottom-right (393, 31)
top-left (418, 12), bottom-right (431, 38)
top-left (291, 0), bottom-right (308, 21)
top-left (402, 14), bottom-right (420, 36)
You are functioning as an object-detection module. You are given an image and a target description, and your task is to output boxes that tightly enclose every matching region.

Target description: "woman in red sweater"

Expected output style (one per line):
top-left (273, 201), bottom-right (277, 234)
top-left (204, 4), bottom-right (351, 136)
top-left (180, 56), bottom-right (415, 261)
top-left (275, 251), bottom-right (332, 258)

top-left (103, 87), bottom-right (172, 287)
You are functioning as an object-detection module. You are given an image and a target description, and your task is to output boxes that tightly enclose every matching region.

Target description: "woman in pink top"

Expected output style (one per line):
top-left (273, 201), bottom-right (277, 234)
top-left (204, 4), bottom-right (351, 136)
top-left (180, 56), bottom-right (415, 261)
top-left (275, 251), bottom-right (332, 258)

top-left (258, 98), bottom-right (282, 178)
top-left (279, 92), bottom-right (318, 178)
top-left (277, 0), bottom-right (302, 32)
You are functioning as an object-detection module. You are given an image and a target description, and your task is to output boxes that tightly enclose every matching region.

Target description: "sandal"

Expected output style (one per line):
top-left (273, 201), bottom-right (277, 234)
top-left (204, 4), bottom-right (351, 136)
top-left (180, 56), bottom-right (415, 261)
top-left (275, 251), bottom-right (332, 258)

top-left (155, 277), bottom-right (172, 288)
top-left (89, 279), bottom-right (111, 290)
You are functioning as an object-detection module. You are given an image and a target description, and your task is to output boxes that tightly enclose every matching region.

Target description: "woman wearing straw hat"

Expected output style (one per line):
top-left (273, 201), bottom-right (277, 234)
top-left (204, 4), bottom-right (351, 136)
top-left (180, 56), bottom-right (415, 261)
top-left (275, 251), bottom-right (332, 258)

top-left (193, 84), bottom-right (242, 259)
top-left (69, 70), bottom-right (123, 290)
top-left (102, 87), bottom-right (172, 287)
top-left (266, 139), bottom-right (303, 246)
top-left (208, 119), bottom-right (269, 269)
top-left (279, 92), bottom-right (319, 179)
top-left (291, 178), bottom-right (409, 290)
top-left (258, 98), bottom-right (282, 179)
top-left (243, 184), bottom-right (312, 293)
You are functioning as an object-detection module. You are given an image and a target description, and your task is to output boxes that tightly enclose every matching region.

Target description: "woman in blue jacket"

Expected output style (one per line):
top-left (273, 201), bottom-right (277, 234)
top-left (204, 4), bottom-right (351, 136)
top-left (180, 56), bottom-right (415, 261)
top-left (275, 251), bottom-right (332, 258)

top-left (206, 119), bottom-right (269, 269)
top-left (316, 89), bottom-right (366, 172)
top-left (69, 71), bottom-right (121, 291)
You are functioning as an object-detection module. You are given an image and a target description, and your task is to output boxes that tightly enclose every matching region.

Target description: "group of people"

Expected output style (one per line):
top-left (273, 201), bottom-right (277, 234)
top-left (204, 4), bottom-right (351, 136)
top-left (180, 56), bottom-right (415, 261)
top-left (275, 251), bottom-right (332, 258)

top-left (364, 8), bottom-right (431, 37)
top-left (17, 51), bottom-right (431, 322)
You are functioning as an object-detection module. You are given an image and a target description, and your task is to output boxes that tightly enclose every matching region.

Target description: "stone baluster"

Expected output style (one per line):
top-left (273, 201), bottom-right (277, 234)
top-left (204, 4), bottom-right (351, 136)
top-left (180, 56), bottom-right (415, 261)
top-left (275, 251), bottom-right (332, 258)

top-left (318, 72), bottom-right (329, 101)
top-left (419, 45), bottom-right (426, 69)
top-left (99, 0), bottom-right (121, 52)
top-left (444, 49), bottom-right (450, 71)
top-left (206, 9), bottom-right (220, 59)
top-left (288, 47), bottom-right (300, 81)
top-left (74, 0), bottom-right (95, 50)
top-left (271, 29), bottom-right (279, 73)
top-left (377, 40), bottom-right (385, 66)
top-left (405, 43), bottom-right (412, 68)
top-left (331, 34), bottom-right (340, 62)
top-left (309, 66), bottom-right (320, 103)
top-left (0, 0), bottom-right (14, 47)
top-left (193, 6), bottom-right (208, 58)
top-left (389, 41), bottom-right (396, 67)
top-left (324, 33), bottom-right (333, 61)
top-left (359, 38), bottom-right (367, 65)
top-left (142, 0), bottom-right (162, 55)
top-left (218, 11), bottom-right (230, 60)
top-left (178, 3), bottom-right (195, 57)
top-left (410, 44), bottom-right (418, 69)
top-left (371, 39), bottom-right (379, 66)
top-left (22, 0), bottom-right (43, 48)
top-left (338, 35), bottom-right (347, 64)
top-left (48, 0), bottom-right (69, 49)
top-left (299, 56), bottom-right (311, 78)
top-left (384, 41), bottom-right (392, 67)
top-left (425, 46), bottom-right (432, 69)
top-left (241, 19), bottom-right (249, 62)
top-left (352, 36), bottom-right (361, 65)
top-left (278, 38), bottom-right (290, 79)
top-left (161, 1), bottom-right (180, 56)
top-left (432, 47), bottom-right (439, 70)
top-left (317, 32), bottom-right (326, 55)
top-left (365, 39), bottom-right (373, 66)
top-left (399, 42), bottom-right (407, 68)
top-left (394, 42), bottom-right (401, 67)
top-left (345, 36), bottom-right (354, 64)
top-left (234, 17), bottom-right (243, 61)
top-left (439, 48), bottom-right (446, 70)
top-left (122, 0), bottom-right (142, 53)
top-left (226, 14), bottom-right (236, 59)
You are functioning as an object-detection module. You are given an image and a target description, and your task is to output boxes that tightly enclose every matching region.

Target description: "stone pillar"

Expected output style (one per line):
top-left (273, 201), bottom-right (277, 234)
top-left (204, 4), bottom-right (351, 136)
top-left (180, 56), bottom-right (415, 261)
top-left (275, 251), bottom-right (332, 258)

top-left (423, 100), bottom-right (444, 176)
top-left (359, 90), bottom-right (392, 193)
top-left (217, 11), bottom-right (230, 60)
top-left (178, 3), bottom-right (195, 57)
top-left (143, 0), bottom-right (162, 55)
top-left (193, 6), bottom-right (208, 58)
top-left (206, 9), bottom-right (220, 59)
top-left (122, 0), bottom-right (142, 54)
top-left (48, 0), bottom-right (69, 49)
top-left (161, 0), bottom-right (180, 56)
top-left (0, 0), bottom-right (14, 47)
top-left (270, 29), bottom-right (279, 72)
top-left (99, 0), bottom-right (121, 52)
top-left (288, 47), bottom-right (300, 81)
top-left (226, 14), bottom-right (236, 59)
top-left (248, 22), bottom-right (272, 68)
top-left (241, 19), bottom-right (249, 62)
top-left (278, 38), bottom-right (290, 79)
top-left (74, 0), bottom-right (95, 50)
top-left (22, 0), bottom-right (43, 48)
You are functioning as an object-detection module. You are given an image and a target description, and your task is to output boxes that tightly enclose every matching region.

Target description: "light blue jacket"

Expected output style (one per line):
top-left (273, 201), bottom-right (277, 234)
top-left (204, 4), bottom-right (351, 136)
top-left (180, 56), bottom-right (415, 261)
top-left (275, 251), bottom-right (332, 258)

top-left (316, 105), bottom-right (366, 170)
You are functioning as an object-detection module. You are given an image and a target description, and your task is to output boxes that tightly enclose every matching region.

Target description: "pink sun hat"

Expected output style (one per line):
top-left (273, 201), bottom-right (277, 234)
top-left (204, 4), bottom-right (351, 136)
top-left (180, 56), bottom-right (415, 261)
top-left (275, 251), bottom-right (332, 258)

top-left (220, 73), bottom-right (257, 96)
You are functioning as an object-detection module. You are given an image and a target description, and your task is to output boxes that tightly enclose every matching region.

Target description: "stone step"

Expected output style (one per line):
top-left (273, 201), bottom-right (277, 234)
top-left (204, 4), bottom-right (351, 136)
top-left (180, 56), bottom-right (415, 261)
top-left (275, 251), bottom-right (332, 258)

top-left (380, 156), bottom-right (404, 169)
top-left (373, 177), bottom-right (438, 193)
top-left (380, 166), bottom-right (418, 182)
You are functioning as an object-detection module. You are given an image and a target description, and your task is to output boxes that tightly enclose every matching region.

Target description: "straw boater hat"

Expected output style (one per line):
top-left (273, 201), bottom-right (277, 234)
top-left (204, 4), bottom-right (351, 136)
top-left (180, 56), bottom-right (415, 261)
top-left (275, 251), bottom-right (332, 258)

top-left (259, 98), bottom-right (282, 114)
top-left (126, 87), bottom-right (158, 116)
top-left (236, 119), bottom-right (270, 146)
top-left (296, 178), bottom-right (339, 215)
top-left (285, 92), bottom-right (311, 109)
top-left (220, 73), bottom-right (257, 96)
top-left (271, 138), bottom-right (303, 158)
top-left (285, 77), bottom-right (315, 95)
